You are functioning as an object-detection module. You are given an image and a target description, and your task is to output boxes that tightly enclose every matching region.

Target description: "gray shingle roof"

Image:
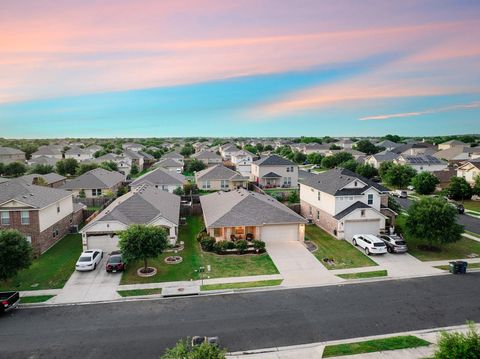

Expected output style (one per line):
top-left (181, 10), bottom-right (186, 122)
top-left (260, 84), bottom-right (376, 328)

top-left (399, 155), bottom-right (446, 165)
top-left (19, 173), bottom-right (66, 185)
top-left (62, 168), bottom-right (124, 190)
top-left (369, 150), bottom-right (399, 162)
top-left (200, 188), bottom-right (306, 228)
top-left (376, 140), bottom-right (400, 148)
top-left (191, 151), bottom-right (222, 160)
top-left (162, 152), bottom-right (184, 160)
top-left (28, 156), bottom-right (59, 166)
top-left (334, 201), bottom-right (372, 220)
top-left (131, 167), bottom-right (185, 187)
top-left (300, 168), bottom-right (388, 195)
top-left (195, 165), bottom-right (245, 181)
top-left (32, 146), bottom-right (62, 156)
top-left (0, 146), bottom-right (24, 155)
top-left (99, 186), bottom-right (180, 226)
top-left (262, 172), bottom-right (282, 178)
top-left (0, 180), bottom-right (72, 208)
top-left (65, 146), bottom-right (88, 156)
top-left (154, 158), bottom-right (183, 167)
top-left (254, 154), bottom-right (295, 166)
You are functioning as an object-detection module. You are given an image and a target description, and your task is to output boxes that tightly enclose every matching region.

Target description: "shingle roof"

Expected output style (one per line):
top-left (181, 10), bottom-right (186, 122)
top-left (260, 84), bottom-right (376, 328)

top-left (19, 173), bottom-right (66, 185)
top-left (123, 149), bottom-right (143, 159)
top-left (262, 172), bottom-right (282, 178)
top-left (162, 152), bottom-right (184, 160)
top-left (195, 165), bottom-right (245, 181)
top-left (254, 154), bottom-right (295, 166)
top-left (399, 155), bottom-right (446, 165)
top-left (62, 168), bottom-right (124, 190)
top-left (99, 186), bottom-right (180, 226)
top-left (28, 156), bottom-right (59, 166)
top-left (191, 151), bottom-right (222, 160)
top-left (300, 168), bottom-right (388, 195)
top-left (376, 140), bottom-right (400, 149)
top-left (200, 188), bottom-right (306, 227)
top-left (368, 150), bottom-right (399, 162)
top-left (32, 146), bottom-right (62, 156)
top-left (154, 158), bottom-right (183, 167)
top-left (0, 146), bottom-right (24, 155)
top-left (334, 201), bottom-right (373, 220)
top-left (131, 167), bottom-right (185, 187)
top-left (0, 180), bottom-right (72, 208)
top-left (65, 146), bottom-right (88, 156)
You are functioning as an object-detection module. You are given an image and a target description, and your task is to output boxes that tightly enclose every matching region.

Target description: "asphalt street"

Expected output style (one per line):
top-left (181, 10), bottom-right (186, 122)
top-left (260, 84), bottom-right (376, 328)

top-left (396, 197), bottom-right (480, 234)
top-left (1, 273), bottom-right (480, 359)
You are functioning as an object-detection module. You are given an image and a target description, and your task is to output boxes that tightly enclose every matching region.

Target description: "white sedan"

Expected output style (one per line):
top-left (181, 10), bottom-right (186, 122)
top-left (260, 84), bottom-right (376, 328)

top-left (352, 234), bottom-right (387, 255)
top-left (75, 249), bottom-right (103, 271)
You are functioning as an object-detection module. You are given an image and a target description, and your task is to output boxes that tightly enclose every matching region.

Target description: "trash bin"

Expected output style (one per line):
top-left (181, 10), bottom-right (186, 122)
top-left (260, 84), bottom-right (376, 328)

top-left (449, 261), bottom-right (468, 274)
top-left (458, 261), bottom-right (468, 274)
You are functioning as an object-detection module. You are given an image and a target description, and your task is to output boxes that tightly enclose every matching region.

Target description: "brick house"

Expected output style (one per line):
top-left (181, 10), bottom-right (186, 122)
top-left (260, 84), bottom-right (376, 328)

top-left (0, 180), bottom-right (84, 255)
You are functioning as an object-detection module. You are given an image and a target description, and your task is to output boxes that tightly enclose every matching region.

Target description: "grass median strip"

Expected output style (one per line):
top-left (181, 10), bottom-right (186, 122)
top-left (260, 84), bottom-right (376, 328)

top-left (322, 335), bottom-right (430, 358)
top-left (201, 280), bottom-right (283, 291)
top-left (337, 270), bottom-right (388, 280)
top-left (21, 295), bottom-right (55, 304)
top-left (305, 225), bottom-right (377, 270)
top-left (117, 288), bottom-right (163, 297)
top-left (434, 262), bottom-right (480, 271)
top-left (464, 230), bottom-right (480, 239)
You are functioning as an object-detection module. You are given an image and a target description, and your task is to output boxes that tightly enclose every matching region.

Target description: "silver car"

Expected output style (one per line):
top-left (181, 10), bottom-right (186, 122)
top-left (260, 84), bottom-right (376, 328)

top-left (379, 235), bottom-right (408, 253)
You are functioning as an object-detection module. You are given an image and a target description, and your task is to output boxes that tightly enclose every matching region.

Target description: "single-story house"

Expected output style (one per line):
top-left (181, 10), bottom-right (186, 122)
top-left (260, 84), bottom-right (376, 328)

top-left (62, 168), bottom-right (125, 198)
top-left (19, 173), bottom-right (67, 188)
top-left (0, 146), bottom-right (25, 164)
top-left (130, 167), bottom-right (185, 192)
top-left (191, 150), bottom-right (223, 167)
top-left (456, 160), bottom-right (480, 185)
top-left (195, 165), bottom-right (247, 191)
top-left (154, 158), bottom-right (184, 173)
top-left (80, 185), bottom-right (180, 252)
top-left (394, 155), bottom-right (448, 173)
top-left (200, 188), bottom-right (307, 242)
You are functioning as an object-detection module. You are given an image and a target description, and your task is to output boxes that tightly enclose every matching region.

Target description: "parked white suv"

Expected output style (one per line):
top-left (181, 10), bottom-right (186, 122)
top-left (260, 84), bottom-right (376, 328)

top-left (352, 234), bottom-right (387, 255)
top-left (75, 249), bottom-right (103, 271)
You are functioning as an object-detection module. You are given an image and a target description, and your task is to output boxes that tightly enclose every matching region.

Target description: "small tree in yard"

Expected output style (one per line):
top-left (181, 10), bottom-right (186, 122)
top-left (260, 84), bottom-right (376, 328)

top-left (119, 224), bottom-right (168, 274)
top-left (447, 176), bottom-right (473, 201)
top-left (406, 197), bottom-right (463, 250)
top-left (0, 230), bottom-right (33, 281)
top-left (355, 163), bottom-right (378, 179)
top-left (382, 163), bottom-right (416, 189)
top-left (434, 322), bottom-right (480, 359)
top-left (173, 186), bottom-right (184, 196)
top-left (129, 164), bottom-right (139, 177)
top-left (412, 172), bottom-right (439, 195)
top-left (161, 338), bottom-right (226, 359)
top-left (474, 176), bottom-right (480, 196)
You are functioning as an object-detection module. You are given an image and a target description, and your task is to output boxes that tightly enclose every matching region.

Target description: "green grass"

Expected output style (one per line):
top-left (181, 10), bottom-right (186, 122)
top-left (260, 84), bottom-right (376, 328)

top-left (463, 200), bottom-right (480, 212)
top-left (264, 188), bottom-right (298, 194)
top-left (0, 234), bottom-right (82, 291)
top-left (305, 225), bottom-right (377, 270)
top-left (117, 288), bottom-right (162, 297)
top-left (20, 295), bottom-right (55, 304)
top-left (322, 335), bottom-right (430, 358)
top-left (465, 230), bottom-right (480, 238)
top-left (434, 262), bottom-right (480, 271)
top-left (201, 280), bottom-right (283, 291)
top-left (337, 270), bottom-right (388, 280)
top-left (120, 216), bottom-right (279, 285)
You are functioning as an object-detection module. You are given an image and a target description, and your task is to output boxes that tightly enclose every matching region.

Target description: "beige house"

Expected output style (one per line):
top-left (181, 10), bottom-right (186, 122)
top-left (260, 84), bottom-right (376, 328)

top-left (201, 189), bottom-right (306, 242)
top-left (192, 150), bottom-right (222, 166)
top-left (456, 160), bottom-right (480, 185)
top-left (0, 146), bottom-right (25, 164)
top-left (62, 168), bottom-right (125, 198)
top-left (438, 140), bottom-right (467, 151)
top-left (195, 165), bottom-right (247, 191)
top-left (251, 154), bottom-right (298, 188)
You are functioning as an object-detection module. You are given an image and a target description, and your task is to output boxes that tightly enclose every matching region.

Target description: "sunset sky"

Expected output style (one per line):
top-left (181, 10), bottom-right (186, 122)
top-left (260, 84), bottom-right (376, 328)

top-left (1, 0), bottom-right (479, 138)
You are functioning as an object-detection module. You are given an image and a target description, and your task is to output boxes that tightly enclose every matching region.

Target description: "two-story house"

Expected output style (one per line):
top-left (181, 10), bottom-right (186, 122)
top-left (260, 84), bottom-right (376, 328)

top-left (130, 167), bottom-right (185, 192)
top-left (195, 165), bottom-right (247, 191)
top-left (231, 149), bottom-right (254, 177)
top-left (456, 160), bottom-right (480, 185)
top-left (300, 168), bottom-right (395, 240)
top-left (394, 155), bottom-right (447, 173)
top-left (64, 146), bottom-right (92, 161)
top-left (191, 150), bottom-right (222, 167)
top-left (162, 151), bottom-right (185, 164)
top-left (219, 143), bottom-right (239, 161)
top-left (251, 155), bottom-right (298, 188)
top-left (0, 180), bottom-right (84, 255)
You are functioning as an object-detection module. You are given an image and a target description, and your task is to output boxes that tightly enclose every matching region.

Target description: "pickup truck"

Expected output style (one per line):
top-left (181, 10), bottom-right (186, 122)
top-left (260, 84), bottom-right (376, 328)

top-left (1, 291), bottom-right (20, 313)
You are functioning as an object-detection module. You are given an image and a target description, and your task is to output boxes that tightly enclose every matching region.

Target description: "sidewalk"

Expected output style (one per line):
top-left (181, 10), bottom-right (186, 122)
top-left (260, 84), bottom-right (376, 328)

top-left (463, 232), bottom-right (480, 242)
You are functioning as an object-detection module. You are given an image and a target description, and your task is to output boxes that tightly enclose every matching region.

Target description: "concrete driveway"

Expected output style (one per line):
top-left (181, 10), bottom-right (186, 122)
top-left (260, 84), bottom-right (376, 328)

top-left (264, 238), bottom-right (342, 286)
top-left (52, 257), bottom-right (122, 304)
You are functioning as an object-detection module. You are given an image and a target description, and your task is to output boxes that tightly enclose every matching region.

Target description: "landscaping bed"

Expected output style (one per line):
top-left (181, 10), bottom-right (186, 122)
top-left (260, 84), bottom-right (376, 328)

top-left (305, 225), bottom-right (377, 270)
top-left (120, 216), bottom-right (278, 285)
top-left (0, 234), bottom-right (82, 291)
top-left (337, 270), bottom-right (388, 280)
top-left (201, 279), bottom-right (283, 291)
top-left (322, 335), bottom-right (430, 358)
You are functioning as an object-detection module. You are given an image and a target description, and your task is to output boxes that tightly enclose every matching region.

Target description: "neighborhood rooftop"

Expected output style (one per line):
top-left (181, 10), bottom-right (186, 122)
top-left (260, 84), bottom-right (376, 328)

top-left (254, 154), bottom-right (295, 166)
top-left (0, 180), bottom-right (71, 208)
top-left (62, 168), bottom-right (124, 190)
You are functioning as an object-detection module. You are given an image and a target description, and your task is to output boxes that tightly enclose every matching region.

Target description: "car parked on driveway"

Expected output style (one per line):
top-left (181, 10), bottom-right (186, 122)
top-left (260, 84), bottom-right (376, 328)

top-left (392, 190), bottom-right (407, 198)
top-left (1, 291), bottom-right (20, 313)
top-left (352, 234), bottom-right (387, 255)
top-left (106, 251), bottom-right (126, 273)
top-left (75, 249), bottom-right (103, 271)
top-left (379, 234), bottom-right (408, 253)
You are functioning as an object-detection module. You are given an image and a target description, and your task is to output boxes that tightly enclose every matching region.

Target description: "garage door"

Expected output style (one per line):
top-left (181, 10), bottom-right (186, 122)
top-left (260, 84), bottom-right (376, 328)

top-left (87, 234), bottom-right (120, 253)
top-left (261, 224), bottom-right (299, 243)
top-left (343, 220), bottom-right (380, 241)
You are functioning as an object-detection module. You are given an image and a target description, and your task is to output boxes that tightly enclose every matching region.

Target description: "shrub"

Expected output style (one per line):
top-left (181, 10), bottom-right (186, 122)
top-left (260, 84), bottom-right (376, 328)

top-left (252, 240), bottom-right (266, 253)
top-left (200, 237), bottom-right (215, 252)
top-left (434, 322), bottom-right (480, 359)
top-left (196, 231), bottom-right (209, 242)
top-left (235, 240), bottom-right (248, 254)
top-left (213, 240), bottom-right (231, 254)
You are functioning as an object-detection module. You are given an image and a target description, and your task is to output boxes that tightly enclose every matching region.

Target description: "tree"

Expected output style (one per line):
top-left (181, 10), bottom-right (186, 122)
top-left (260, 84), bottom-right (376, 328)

top-left (32, 177), bottom-right (48, 186)
top-left (405, 197), bottom-right (463, 249)
top-left (383, 134), bottom-right (402, 143)
top-left (293, 151), bottom-right (307, 164)
top-left (93, 149), bottom-right (107, 158)
top-left (355, 163), bottom-right (378, 179)
top-left (129, 164), bottom-right (139, 176)
top-left (434, 322), bottom-right (480, 359)
top-left (19, 143), bottom-right (38, 160)
top-left (382, 163), bottom-right (416, 189)
top-left (321, 156), bottom-right (337, 169)
top-left (474, 176), bottom-right (480, 196)
top-left (353, 140), bottom-right (382, 155)
top-left (321, 152), bottom-right (354, 169)
top-left (0, 162), bottom-right (4, 175)
top-left (119, 224), bottom-right (168, 274)
top-left (243, 144), bottom-right (257, 154)
top-left (255, 143), bottom-right (264, 153)
top-left (79, 189), bottom-right (86, 199)
top-left (161, 338), bottom-right (226, 359)
top-left (412, 172), bottom-right (439, 195)
top-left (28, 164), bottom-right (54, 175)
top-left (388, 196), bottom-right (401, 213)
top-left (264, 144), bottom-right (274, 151)
top-left (56, 158), bottom-right (78, 176)
top-left (306, 152), bottom-right (323, 165)
top-left (447, 177), bottom-right (473, 201)
top-left (180, 144), bottom-right (195, 157)
top-left (378, 161), bottom-right (394, 179)
top-left (329, 144), bottom-right (341, 150)
top-left (76, 163), bottom-right (98, 176)
top-left (173, 187), bottom-right (184, 195)
top-left (117, 185), bottom-right (128, 197)
top-left (99, 161), bottom-right (118, 172)
top-left (3, 162), bottom-right (27, 177)
top-left (0, 229), bottom-right (33, 281)
top-left (184, 159), bottom-right (206, 173)
top-left (340, 159), bottom-right (358, 172)
top-left (288, 190), bottom-right (299, 204)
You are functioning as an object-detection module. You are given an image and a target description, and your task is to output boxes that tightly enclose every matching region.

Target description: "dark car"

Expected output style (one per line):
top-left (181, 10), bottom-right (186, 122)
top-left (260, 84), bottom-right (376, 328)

top-left (379, 235), bottom-right (408, 253)
top-left (191, 336), bottom-right (220, 347)
top-left (106, 251), bottom-right (126, 273)
top-left (1, 291), bottom-right (20, 313)
top-left (455, 203), bottom-right (465, 214)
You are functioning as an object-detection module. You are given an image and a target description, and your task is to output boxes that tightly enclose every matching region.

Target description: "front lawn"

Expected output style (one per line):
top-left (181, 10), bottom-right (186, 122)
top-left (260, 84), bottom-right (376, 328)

top-left (201, 279), bottom-right (283, 291)
top-left (463, 200), bottom-right (480, 212)
top-left (434, 262), bottom-right (480, 271)
top-left (20, 295), bottom-right (55, 304)
top-left (117, 288), bottom-right (162, 297)
top-left (337, 270), bottom-right (388, 280)
top-left (305, 225), bottom-right (377, 270)
top-left (120, 216), bottom-right (279, 285)
top-left (322, 336), bottom-right (430, 358)
top-left (0, 234), bottom-right (82, 291)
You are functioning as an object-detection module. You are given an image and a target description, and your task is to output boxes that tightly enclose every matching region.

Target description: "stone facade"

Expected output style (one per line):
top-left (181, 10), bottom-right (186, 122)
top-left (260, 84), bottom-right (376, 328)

top-left (300, 200), bottom-right (338, 237)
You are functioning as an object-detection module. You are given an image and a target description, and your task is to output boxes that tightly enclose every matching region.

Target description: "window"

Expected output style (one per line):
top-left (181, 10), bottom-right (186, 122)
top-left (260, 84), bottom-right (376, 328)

top-left (284, 177), bottom-right (292, 186)
top-left (221, 180), bottom-right (229, 189)
top-left (349, 196), bottom-right (354, 201)
top-left (316, 210), bottom-right (320, 220)
top-left (360, 210), bottom-right (365, 217)
top-left (203, 180), bottom-right (211, 189)
top-left (26, 236), bottom-right (32, 245)
top-left (317, 191), bottom-right (321, 201)
top-left (309, 206), bottom-right (312, 215)
top-left (92, 188), bottom-right (102, 196)
top-left (21, 211), bottom-right (30, 225)
top-left (367, 194), bottom-right (374, 205)
top-left (214, 228), bottom-right (222, 237)
top-left (57, 205), bottom-right (60, 213)
top-left (1, 212), bottom-right (10, 225)
top-left (354, 181), bottom-right (357, 187)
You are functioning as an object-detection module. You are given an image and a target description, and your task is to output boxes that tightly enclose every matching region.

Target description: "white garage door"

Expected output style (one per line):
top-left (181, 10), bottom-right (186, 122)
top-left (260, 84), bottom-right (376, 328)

top-left (343, 220), bottom-right (380, 241)
top-left (87, 234), bottom-right (120, 253)
top-left (261, 224), bottom-right (299, 243)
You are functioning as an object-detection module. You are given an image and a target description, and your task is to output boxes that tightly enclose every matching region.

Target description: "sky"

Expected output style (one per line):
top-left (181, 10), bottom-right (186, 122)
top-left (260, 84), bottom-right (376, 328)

top-left (1, 0), bottom-right (480, 138)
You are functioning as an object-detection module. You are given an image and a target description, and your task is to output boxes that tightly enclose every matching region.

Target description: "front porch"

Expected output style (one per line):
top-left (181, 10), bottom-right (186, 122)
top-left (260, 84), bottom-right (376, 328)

top-left (208, 226), bottom-right (259, 242)
top-left (258, 172), bottom-right (283, 188)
